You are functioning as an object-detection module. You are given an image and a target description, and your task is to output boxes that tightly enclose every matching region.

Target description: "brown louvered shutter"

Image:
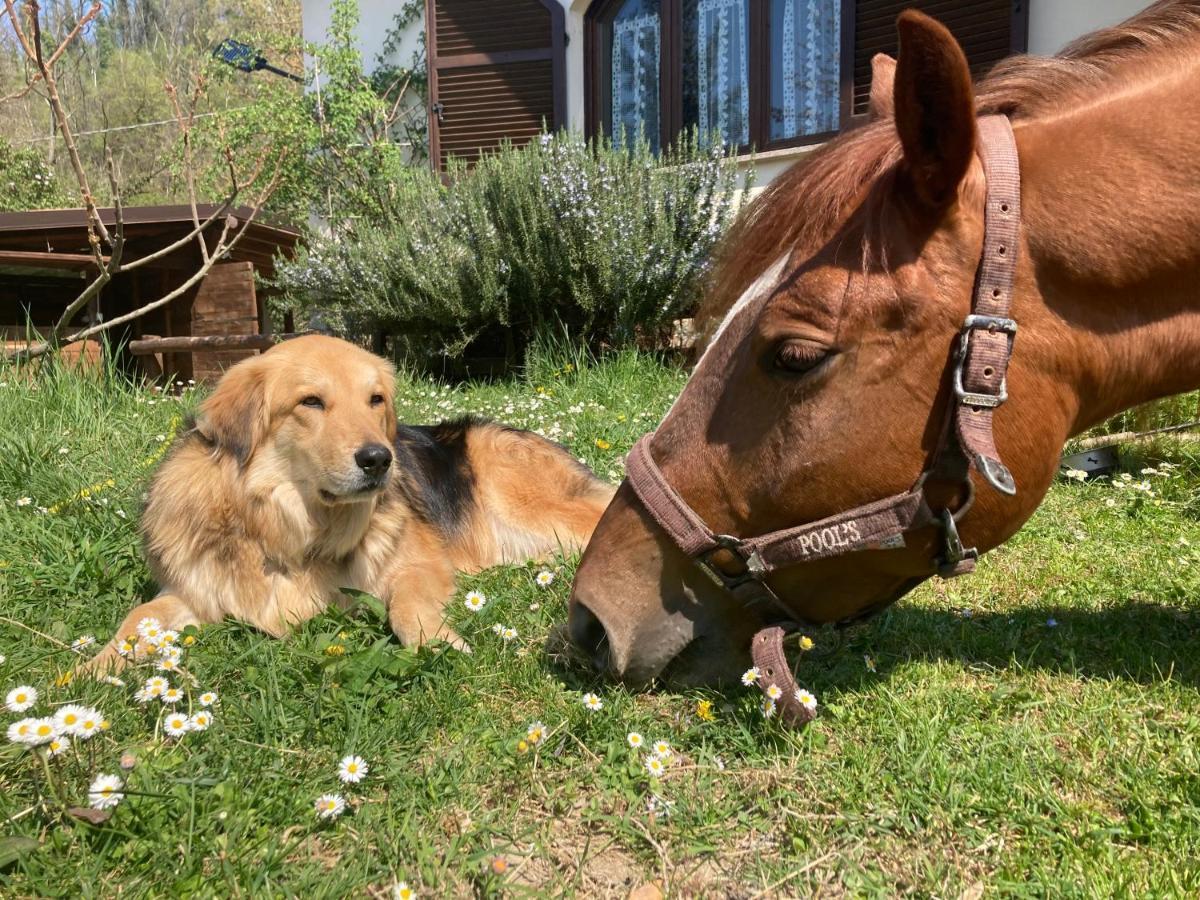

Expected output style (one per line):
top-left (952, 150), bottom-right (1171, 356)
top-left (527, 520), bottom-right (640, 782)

top-left (426, 0), bottom-right (566, 170)
top-left (850, 1), bottom-right (1028, 118)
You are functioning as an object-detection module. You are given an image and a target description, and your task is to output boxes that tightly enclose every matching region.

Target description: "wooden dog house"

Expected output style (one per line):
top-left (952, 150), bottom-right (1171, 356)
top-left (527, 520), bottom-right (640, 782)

top-left (0, 205), bottom-right (300, 380)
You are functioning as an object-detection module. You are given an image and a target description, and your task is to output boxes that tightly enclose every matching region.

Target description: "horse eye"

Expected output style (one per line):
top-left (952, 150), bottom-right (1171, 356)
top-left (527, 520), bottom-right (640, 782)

top-left (300, 395), bottom-right (324, 409)
top-left (773, 341), bottom-right (829, 375)
top-left (369, 394), bottom-right (386, 407)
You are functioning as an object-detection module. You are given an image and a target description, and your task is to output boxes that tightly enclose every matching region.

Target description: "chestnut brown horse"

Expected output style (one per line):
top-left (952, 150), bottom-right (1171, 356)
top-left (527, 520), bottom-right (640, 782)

top-left (568, 1), bottom-right (1200, 687)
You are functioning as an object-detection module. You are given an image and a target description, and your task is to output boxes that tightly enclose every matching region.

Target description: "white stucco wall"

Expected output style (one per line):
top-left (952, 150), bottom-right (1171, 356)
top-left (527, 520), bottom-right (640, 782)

top-left (301, 0), bottom-right (424, 73)
top-left (1028, 0), bottom-right (1152, 56)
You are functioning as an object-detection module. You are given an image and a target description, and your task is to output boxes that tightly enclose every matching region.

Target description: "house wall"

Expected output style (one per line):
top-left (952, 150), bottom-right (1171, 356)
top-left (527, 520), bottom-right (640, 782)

top-left (302, 0), bottom-right (1155, 188)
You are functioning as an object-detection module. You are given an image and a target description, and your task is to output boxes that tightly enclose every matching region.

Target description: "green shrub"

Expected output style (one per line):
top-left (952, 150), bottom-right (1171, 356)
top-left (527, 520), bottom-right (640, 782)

top-left (271, 130), bottom-right (748, 361)
top-left (0, 139), bottom-right (68, 211)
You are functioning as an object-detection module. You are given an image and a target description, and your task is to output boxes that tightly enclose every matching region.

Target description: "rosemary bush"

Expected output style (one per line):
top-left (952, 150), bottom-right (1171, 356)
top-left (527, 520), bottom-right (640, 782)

top-left (272, 130), bottom-right (747, 361)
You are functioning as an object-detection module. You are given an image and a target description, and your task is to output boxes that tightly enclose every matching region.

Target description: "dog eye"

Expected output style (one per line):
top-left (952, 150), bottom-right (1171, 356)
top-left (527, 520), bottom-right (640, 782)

top-left (369, 394), bottom-right (386, 407)
top-left (300, 395), bottom-right (324, 409)
top-left (773, 340), bottom-right (830, 375)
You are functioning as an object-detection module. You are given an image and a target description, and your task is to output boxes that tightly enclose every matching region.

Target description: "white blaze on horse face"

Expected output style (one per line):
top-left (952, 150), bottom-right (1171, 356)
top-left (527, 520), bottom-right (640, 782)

top-left (660, 251), bottom-right (791, 426)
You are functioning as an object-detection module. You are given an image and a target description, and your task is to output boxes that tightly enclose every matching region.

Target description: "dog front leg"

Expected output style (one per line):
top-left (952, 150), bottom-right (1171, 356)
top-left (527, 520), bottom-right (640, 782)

top-left (384, 557), bottom-right (469, 652)
top-left (81, 593), bottom-right (203, 677)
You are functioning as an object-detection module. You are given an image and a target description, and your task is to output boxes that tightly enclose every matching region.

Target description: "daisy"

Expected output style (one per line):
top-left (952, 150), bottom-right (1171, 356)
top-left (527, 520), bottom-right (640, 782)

top-left (70, 635), bottom-right (96, 652)
top-left (338, 754), bottom-right (369, 784)
top-left (798, 635), bottom-right (815, 652)
top-left (16, 497), bottom-right (32, 507)
top-left (491, 623), bottom-right (503, 635)
top-left (47, 735), bottom-right (70, 756)
top-left (6, 685), bottom-right (37, 712)
top-left (143, 676), bottom-right (169, 697)
top-left (626, 731), bottom-right (644, 749)
top-left (133, 686), bottom-right (156, 704)
top-left (116, 638), bottom-right (136, 658)
top-left (101, 676), bottom-right (126, 687)
top-left (463, 590), bottom-right (487, 612)
top-left (158, 630), bottom-right (180, 646)
top-left (163, 712), bottom-right (190, 737)
top-left (0, 653), bottom-right (5, 664)
top-left (88, 774), bottom-right (124, 810)
top-left (160, 687), bottom-right (184, 704)
top-left (765, 683), bottom-right (783, 700)
top-left (525, 721), bottom-right (547, 745)
top-left (54, 703), bottom-right (89, 734)
top-left (393, 883), bottom-right (416, 900)
top-left (864, 654), bottom-right (877, 673)
top-left (156, 655), bottom-right (181, 673)
top-left (198, 691), bottom-right (218, 707)
top-left (794, 689), bottom-right (818, 713)
top-left (761, 698), bottom-right (777, 719)
top-left (535, 570), bottom-right (555, 587)
top-left (581, 692), bottom-right (604, 712)
top-left (189, 711), bottom-right (212, 732)
top-left (7, 719), bottom-right (36, 744)
top-left (314, 793), bottom-right (347, 820)
top-left (136, 617), bottom-right (163, 642)
top-left (26, 717), bottom-right (58, 745)
top-left (500, 627), bottom-right (518, 642)
top-left (644, 755), bottom-right (665, 777)
top-left (75, 708), bottom-right (104, 740)
top-left (740, 667), bottom-right (760, 686)
top-left (651, 740), bottom-right (672, 759)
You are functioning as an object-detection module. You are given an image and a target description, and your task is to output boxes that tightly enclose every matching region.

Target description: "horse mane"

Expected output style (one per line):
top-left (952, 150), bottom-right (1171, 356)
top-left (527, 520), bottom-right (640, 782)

top-left (697, 0), bottom-right (1200, 331)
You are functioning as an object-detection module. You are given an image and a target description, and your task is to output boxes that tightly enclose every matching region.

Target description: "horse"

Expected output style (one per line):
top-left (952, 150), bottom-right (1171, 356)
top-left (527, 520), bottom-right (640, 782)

top-left (566, 1), bottom-right (1200, 691)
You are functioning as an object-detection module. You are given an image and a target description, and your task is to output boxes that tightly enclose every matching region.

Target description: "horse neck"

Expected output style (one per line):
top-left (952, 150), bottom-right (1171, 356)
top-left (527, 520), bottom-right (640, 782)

top-left (1017, 56), bottom-right (1200, 433)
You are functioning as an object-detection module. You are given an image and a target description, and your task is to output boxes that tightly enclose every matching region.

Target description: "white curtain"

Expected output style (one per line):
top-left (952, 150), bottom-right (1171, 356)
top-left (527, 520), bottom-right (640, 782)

top-left (697, 0), bottom-right (749, 145)
top-left (612, 12), bottom-right (661, 150)
top-left (777, 0), bottom-right (840, 137)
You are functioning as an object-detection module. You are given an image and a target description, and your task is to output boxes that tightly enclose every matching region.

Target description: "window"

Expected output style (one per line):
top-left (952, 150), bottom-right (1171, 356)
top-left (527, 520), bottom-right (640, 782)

top-left (585, 0), bottom-right (1027, 153)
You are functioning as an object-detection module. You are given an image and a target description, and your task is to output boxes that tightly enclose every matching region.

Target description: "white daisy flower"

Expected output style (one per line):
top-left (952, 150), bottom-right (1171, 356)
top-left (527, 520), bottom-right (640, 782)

top-left (116, 638), bottom-right (136, 658)
top-left (761, 698), bottom-right (778, 719)
top-left (75, 708), bottom-right (104, 740)
top-left (198, 691), bottom-right (218, 707)
top-left (525, 721), bottom-right (547, 745)
top-left (338, 754), bottom-right (369, 784)
top-left (88, 774), bottom-right (124, 810)
top-left (158, 630), bottom-right (180, 646)
top-left (54, 704), bottom-right (89, 735)
top-left (163, 712), bottom-right (190, 737)
top-left (393, 882), bottom-right (416, 900)
top-left (70, 635), bottom-right (96, 652)
top-left (136, 618), bottom-right (163, 641)
top-left (314, 793), bottom-right (347, 820)
top-left (16, 497), bottom-right (32, 507)
top-left (101, 676), bottom-right (126, 687)
top-left (651, 740), bottom-right (672, 759)
top-left (500, 627), bottom-right (518, 642)
top-left (535, 570), bottom-right (555, 587)
top-left (189, 711), bottom-right (212, 732)
top-left (581, 692), bottom-right (604, 711)
top-left (794, 688), bottom-right (818, 713)
top-left (491, 623), bottom-right (503, 635)
top-left (626, 731), bottom-right (644, 749)
top-left (26, 717), bottom-right (58, 745)
top-left (47, 735), bottom-right (70, 756)
top-left (7, 719), bottom-right (36, 744)
top-left (644, 755), bottom-right (666, 777)
top-left (156, 655), bottom-right (181, 673)
top-left (765, 684), bottom-right (783, 700)
top-left (0, 653), bottom-right (5, 664)
top-left (161, 687), bottom-right (184, 704)
top-left (143, 676), bottom-right (168, 697)
top-left (740, 667), bottom-right (760, 686)
top-left (6, 685), bottom-right (37, 712)
top-left (463, 590), bottom-right (487, 612)
top-left (133, 686), bottom-right (155, 704)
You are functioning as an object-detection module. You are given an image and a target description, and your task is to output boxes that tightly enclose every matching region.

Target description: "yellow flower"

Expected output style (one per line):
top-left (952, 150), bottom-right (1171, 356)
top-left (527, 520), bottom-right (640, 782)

top-left (325, 644), bottom-right (346, 656)
top-left (182, 635), bottom-right (197, 647)
top-left (696, 699), bottom-right (715, 722)
top-left (594, 439), bottom-right (612, 451)
top-left (799, 635), bottom-right (814, 652)
top-left (516, 739), bottom-right (530, 754)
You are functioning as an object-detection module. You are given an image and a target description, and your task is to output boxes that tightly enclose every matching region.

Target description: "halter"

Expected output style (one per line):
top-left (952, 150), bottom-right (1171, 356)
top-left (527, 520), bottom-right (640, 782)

top-left (624, 115), bottom-right (1022, 726)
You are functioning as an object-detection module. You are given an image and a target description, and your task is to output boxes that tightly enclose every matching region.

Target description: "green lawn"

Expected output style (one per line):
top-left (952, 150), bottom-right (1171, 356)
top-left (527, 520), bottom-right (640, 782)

top-left (0, 354), bottom-right (1198, 898)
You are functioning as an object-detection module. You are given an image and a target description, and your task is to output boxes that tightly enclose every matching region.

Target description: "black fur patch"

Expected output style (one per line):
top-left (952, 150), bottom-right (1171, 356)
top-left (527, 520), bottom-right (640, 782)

top-left (392, 417), bottom-right (480, 535)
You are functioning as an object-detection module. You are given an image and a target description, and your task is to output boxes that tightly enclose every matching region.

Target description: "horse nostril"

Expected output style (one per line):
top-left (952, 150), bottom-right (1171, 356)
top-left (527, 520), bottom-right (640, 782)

top-left (354, 443), bottom-right (392, 476)
top-left (568, 602), bottom-right (610, 672)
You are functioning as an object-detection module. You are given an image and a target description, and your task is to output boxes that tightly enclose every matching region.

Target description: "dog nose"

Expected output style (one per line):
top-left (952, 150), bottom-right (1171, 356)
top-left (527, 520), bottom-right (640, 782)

top-left (354, 444), bottom-right (393, 476)
top-left (567, 601), bottom-right (611, 674)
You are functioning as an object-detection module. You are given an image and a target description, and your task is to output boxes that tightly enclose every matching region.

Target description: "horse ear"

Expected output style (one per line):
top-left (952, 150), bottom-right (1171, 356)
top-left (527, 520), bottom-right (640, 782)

top-left (194, 356), bottom-right (271, 466)
top-left (893, 10), bottom-right (976, 209)
top-left (868, 53), bottom-right (896, 119)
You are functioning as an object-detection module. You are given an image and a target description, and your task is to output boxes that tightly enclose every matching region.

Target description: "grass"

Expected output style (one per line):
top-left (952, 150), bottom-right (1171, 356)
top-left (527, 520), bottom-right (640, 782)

top-left (0, 353), bottom-right (1198, 898)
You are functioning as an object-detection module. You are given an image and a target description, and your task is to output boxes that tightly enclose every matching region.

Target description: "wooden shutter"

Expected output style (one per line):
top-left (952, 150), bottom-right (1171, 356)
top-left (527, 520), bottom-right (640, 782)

top-left (849, 0), bottom-right (1028, 118)
top-left (426, 0), bottom-right (566, 170)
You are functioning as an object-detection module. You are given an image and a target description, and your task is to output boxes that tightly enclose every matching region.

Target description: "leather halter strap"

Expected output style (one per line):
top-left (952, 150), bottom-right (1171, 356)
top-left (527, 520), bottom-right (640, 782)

top-left (622, 115), bottom-right (1023, 727)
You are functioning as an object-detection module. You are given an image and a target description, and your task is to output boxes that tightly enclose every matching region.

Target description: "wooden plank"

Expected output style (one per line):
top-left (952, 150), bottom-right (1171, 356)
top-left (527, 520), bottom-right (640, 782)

top-left (0, 250), bottom-right (106, 270)
top-left (129, 333), bottom-right (308, 355)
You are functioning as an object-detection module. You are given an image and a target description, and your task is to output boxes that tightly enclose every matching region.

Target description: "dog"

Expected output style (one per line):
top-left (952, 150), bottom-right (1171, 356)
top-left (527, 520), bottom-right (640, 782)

top-left (86, 335), bottom-right (614, 672)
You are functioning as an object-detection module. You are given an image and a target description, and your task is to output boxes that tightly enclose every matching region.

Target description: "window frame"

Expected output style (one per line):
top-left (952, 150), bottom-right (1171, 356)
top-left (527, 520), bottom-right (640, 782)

top-left (585, 0), bottom-right (1028, 154)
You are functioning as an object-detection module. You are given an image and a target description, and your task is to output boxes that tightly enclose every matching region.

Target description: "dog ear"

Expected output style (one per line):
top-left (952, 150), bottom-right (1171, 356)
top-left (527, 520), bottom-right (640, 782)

top-left (194, 357), bottom-right (271, 465)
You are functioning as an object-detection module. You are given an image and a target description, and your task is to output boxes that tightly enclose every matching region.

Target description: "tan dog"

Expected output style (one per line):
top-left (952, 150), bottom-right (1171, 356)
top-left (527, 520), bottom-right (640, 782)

top-left (87, 335), bottom-right (614, 672)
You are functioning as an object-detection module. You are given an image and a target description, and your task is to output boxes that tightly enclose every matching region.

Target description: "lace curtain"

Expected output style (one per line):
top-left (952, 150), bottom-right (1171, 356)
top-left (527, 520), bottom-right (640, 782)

top-left (697, 0), bottom-right (749, 146)
top-left (774, 0), bottom-right (840, 139)
top-left (611, 11), bottom-right (661, 151)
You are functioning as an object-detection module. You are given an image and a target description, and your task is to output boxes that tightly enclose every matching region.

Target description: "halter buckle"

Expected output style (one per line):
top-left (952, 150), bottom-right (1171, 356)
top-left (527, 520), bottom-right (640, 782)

top-left (954, 314), bottom-right (1017, 408)
top-left (936, 507), bottom-right (978, 578)
top-left (696, 535), bottom-right (766, 590)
